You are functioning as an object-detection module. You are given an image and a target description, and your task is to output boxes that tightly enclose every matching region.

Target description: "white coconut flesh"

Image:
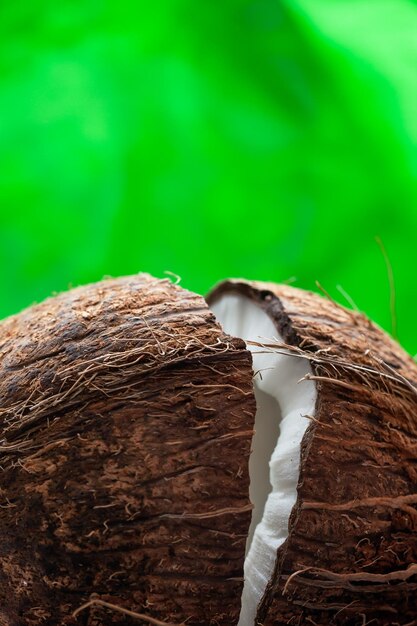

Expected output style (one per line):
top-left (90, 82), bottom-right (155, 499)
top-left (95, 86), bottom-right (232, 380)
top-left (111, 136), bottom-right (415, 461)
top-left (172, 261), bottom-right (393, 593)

top-left (210, 294), bottom-right (317, 626)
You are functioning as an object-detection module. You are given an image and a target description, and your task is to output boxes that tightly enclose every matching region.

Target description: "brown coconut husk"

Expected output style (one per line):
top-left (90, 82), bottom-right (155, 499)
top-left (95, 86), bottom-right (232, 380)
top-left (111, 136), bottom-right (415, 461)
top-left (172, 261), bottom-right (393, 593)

top-left (2, 273), bottom-right (417, 626)
top-left (0, 274), bottom-right (256, 625)
top-left (207, 279), bottom-right (417, 626)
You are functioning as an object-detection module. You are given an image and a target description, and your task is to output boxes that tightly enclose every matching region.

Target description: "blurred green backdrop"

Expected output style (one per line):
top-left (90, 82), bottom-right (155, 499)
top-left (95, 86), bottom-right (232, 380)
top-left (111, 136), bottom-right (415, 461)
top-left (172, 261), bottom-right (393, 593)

top-left (1, 0), bottom-right (416, 353)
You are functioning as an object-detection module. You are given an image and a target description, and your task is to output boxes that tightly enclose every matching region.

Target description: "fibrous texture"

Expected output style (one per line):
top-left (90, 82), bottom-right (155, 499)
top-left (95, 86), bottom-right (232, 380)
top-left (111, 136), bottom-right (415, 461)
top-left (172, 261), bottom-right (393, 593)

top-left (2, 273), bottom-right (417, 626)
top-left (0, 274), bottom-right (256, 625)
top-left (208, 279), bottom-right (417, 626)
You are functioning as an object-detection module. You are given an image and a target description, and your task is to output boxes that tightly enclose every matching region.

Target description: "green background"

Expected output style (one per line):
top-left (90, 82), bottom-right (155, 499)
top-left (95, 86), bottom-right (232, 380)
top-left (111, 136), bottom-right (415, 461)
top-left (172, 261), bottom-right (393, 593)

top-left (1, 1), bottom-right (416, 354)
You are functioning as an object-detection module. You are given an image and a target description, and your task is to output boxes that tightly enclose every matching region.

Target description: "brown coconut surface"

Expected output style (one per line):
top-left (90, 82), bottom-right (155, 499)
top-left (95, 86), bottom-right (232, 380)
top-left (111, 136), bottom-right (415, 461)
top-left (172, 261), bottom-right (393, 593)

top-left (207, 279), bottom-right (417, 626)
top-left (0, 274), bottom-right (256, 625)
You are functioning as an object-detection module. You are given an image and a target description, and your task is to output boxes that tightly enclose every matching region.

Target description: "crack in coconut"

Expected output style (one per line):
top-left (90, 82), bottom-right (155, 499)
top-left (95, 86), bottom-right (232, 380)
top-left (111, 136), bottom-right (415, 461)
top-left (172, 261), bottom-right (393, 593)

top-left (210, 293), bottom-right (317, 626)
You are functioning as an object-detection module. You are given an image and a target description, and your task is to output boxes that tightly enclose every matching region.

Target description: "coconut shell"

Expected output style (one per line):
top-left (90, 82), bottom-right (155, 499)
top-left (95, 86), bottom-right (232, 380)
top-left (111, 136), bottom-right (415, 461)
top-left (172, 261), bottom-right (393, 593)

top-left (0, 274), bottom-right (256, 626)
top-left (208, 280), bottom-right (417, 626)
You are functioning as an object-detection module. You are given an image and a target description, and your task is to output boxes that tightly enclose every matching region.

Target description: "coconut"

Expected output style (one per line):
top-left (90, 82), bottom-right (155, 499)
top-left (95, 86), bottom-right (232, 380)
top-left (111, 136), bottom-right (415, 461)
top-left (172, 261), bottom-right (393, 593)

top-left (0, 274), bottom-right (416, 625)
top-left (208, 279), bottom-right (417, 625)
top-left (0, 274), bottom-right (255, 625)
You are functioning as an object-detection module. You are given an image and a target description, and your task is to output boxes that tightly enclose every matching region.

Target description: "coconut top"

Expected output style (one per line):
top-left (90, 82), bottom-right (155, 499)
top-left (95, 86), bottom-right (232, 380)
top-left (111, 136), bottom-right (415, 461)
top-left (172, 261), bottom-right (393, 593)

top-left (209, 278), bottom-right (417, 382)
top-left (0, 273), bottom-right (249, 438)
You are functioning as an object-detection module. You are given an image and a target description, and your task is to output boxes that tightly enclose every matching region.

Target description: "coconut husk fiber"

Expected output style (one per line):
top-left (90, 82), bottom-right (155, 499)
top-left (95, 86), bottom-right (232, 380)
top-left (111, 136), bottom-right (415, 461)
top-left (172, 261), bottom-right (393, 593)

top-left (0, 274), bottom-right (255, 625)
